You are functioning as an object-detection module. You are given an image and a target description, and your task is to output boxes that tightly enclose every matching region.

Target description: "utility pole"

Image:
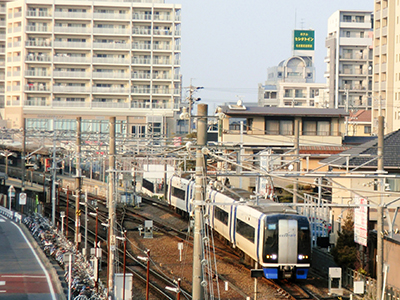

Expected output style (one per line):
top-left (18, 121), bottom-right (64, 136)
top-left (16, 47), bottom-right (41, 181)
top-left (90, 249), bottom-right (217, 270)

top-left (21, 118), bottom-right (26, 192)
top-left (345, 88), bottom-right (349, 136)
top-left (187, 79), bottom-right (203, 135)
top-left (75, 117), bottom-right (82, 251)
top-left (108, 117), bottom-right (116, 298)
top-left (376, 115), bottom-right (385, 300)
top-left (293, 117), bottom-right (300, 204)
top-left (51, 134), bottom-right (57, 226)
top-left (192, 103), bottom-right (207, 300)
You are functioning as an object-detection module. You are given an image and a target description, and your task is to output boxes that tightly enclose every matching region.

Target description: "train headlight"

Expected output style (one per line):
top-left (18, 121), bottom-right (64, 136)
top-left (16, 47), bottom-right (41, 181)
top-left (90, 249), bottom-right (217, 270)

top-left (266, 254), bottom-right (277, 260)
top-left (298, 254), bottom-right (308, 260)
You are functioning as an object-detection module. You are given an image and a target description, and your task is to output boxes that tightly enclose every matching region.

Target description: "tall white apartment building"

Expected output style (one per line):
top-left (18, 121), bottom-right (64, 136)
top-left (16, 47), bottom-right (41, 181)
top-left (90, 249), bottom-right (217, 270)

top-left (325, 10), bottom-right (373, 111)
top-left (3, 0), bottom-right (181, 137)
top-left (373, 0), bottom-right (400, 134)
top-left (0, 2), bottom-right (9, 114)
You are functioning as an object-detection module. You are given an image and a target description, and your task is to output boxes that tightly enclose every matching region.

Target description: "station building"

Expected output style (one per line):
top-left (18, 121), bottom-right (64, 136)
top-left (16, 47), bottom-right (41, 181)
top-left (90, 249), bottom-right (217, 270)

top-left (0, 0), bottom-right (182, 137)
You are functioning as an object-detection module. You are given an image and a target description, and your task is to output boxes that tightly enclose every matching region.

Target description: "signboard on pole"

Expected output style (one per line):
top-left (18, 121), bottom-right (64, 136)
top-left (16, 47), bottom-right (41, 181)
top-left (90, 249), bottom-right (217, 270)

top-left (354, 195), bottom-right (368, 247)
top-left (293, 30), bottom-right (315, 50)
top-left (19, 193), bottom-right (27, 205)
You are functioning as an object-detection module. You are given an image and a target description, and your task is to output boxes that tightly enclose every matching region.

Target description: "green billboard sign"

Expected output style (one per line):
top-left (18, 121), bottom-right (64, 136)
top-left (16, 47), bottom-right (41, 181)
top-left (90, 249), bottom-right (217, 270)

top-left (293, 30), bottom-right (315, 51)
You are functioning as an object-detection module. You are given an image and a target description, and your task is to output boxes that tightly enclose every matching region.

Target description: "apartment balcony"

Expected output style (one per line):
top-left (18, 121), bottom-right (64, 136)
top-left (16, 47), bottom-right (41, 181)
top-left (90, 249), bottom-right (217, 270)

top-left (131, 72), bottom-right (151, 79)
top-left (132, 58), bottom-right (151, 65)
top-left (0, 47), bottom-right (4, 54)
top-left (174, 59), bottom-right (181, 65)
top-left (132, 43), bottom-right (151, 50)
top-left (24, 84), bottom-right (50, 93)
top-left (54, 11), bottom-right (90, 19)
top-left (26, 25), bottom-right (51, 33)
top-left (92, 72), bottom-right (127, 79)
top-left (52, 101), bottom-right (90, 108)
top-left (7, 71), bottom-right (21, 77)
top-left (92, 101), bottom-right (130, 108)
top-left (132, 13), bottom-right (152, 21)
top-left (93, 27), bottom-right (130, 35)
top-left (54, 41), bottom-right (91, 49)
top-left (0, 74), bottom-right (4, 80)
top-left (25, 70), bottom-right (49, 77)
top-left (152, 88), bottom-right (172, 95)
top-left (25, 40), bottom-right (52, 48)
top-left (0, 34), bottom-right (5, 40)
top-left (152, 74), bottom-right (172, 80)
top-left (153, 14), bottom-right (173, 21)
top-left (153, 44), bottom-right (172, 51)
top-left (131, 88), bottom-right (151, 94)
top-left (53, 71), bottom-right (89, 78)
top-left (93, 12), bottom-right (130, 20)
top-left (92, 57), bottom-right (129, 64)
top-left (153, 29), bottom-right (172, 36)
top-left (9, 26), bottom-right (22, 33)
top-left (6, 100), bottom-right (21, 106)
top-left (26, 10), bottom-right (51, 18)
top-left (24, 99), bottom-right (49, 106)
top-left (153, 59), bottom-right (171, 65)
top-left (7, 86), bottom-right (21, 92)
top-left (92, 41), bottom-right (130, 50)
top-left (26, 54), bottom-right (51, 62)
top-left (132, 28), bottom-right (151, 35)
top-left (92, 87), bottom-right (129, 93)
top-left (0, 21), bottom-right (5, 28)
top-left (53, 56), bottom-right (89, 63)
top-left (0, 59), bottom-right (4, 66)
top-left (54, 27), bottom-right (91, 34)
top-left (53, 86), bottom-right (90, 93)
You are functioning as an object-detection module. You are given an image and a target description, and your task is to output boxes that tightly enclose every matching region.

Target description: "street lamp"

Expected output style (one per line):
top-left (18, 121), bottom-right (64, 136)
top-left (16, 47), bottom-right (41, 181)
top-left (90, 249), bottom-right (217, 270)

top-left (137, 249), bottom-right (150, 300)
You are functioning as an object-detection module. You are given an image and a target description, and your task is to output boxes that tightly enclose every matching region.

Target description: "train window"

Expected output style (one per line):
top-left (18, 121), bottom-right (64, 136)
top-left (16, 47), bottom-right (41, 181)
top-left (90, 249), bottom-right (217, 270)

top-left (298, 219), bottom-right (311, 257)
top-left (263, 222), bottom-right (278, 262)
top-left (214, 207), bottom-right (229, 225)
top-left (172, 186), bottom-right (185, 200)
top-left (268, 224), bottom-right (276, 230)
top-left (236, 219), bottom-right (255, 243)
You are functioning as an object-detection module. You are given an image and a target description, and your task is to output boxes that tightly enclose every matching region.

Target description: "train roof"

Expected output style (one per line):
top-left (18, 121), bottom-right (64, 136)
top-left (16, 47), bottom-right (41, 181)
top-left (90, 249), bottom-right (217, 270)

top-left (219, 186), bottom-right (299, 215)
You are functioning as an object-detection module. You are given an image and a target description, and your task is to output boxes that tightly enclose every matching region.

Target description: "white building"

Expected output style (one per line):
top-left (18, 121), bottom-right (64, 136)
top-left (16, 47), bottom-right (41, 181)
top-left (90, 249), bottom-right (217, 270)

top-left (2, 0), bottom-right (181, 137)
top-left (258, 29), bottom-right (327, 108)
top-left (325, 10), bottom-right (373, 111)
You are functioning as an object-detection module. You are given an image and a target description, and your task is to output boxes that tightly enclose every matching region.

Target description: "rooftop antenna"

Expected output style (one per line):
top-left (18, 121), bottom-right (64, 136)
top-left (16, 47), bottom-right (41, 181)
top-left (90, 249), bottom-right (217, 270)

top-left (300, 18), bottom-right (305, 30)
top-left (295, 8), bottom-right (297, 29)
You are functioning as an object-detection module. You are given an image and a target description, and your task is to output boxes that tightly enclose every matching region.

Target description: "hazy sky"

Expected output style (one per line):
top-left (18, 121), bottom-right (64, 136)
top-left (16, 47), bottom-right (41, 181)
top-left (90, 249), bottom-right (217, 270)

top-left (165, 0), bottom-right (373, 111)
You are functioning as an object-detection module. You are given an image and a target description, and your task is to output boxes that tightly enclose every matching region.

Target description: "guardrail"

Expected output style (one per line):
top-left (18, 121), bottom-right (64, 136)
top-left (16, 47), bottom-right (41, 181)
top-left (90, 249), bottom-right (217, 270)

top-left (0, 205), bottom-right (22, 223)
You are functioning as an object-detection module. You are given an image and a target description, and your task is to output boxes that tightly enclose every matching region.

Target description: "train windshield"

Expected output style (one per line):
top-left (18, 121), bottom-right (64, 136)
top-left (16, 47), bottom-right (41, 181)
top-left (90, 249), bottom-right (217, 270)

top-left (263, 221), bottom-right (278, 262)
top-left (298, 219), bottom-right (311, 256)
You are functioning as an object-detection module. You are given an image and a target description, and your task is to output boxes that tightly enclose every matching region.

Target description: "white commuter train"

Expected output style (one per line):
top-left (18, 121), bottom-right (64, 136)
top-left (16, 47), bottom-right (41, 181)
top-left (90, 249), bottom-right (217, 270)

top-left (166, 175), bottom-right (312, 280)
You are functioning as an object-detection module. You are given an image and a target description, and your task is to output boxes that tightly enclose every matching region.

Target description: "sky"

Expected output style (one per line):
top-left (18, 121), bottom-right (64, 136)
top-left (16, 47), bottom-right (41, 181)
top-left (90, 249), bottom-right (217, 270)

top-left (165, 0), bottom-right (373, 112)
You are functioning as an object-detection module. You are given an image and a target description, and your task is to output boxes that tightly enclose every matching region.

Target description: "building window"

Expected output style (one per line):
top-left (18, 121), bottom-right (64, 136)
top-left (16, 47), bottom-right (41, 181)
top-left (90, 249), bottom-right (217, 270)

top-left (364, 125), bottom-right (371, 134)
top-left (343, 15), bottom-right (352, 22)
top-left (355, 16), bottom-right (365, 23)
top-left (295, 89), bottom-right (304, 98)
top-left (303, 120), bottom-right (331, 136)
top-left (346, 31), bottom-right (350, 37)
top-left (284, 89), bottom-right (293, 98)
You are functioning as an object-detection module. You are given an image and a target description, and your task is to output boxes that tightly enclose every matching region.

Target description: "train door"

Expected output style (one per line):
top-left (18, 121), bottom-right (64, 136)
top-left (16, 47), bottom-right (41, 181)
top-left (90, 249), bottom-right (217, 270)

top-left (278, 219), bottom-right (298, 264)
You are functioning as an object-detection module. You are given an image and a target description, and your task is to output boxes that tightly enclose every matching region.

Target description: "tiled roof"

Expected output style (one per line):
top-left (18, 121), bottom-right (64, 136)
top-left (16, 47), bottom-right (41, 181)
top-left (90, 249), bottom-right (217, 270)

top-left (320, 129), bottom-right (400, 169)
top-left (349, 110), bottom-right (371, 123)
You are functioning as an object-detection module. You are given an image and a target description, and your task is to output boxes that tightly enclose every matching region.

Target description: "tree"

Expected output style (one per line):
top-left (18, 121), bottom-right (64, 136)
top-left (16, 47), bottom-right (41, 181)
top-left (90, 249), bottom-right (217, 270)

top-left (331, 212), bottom-right (358, 269)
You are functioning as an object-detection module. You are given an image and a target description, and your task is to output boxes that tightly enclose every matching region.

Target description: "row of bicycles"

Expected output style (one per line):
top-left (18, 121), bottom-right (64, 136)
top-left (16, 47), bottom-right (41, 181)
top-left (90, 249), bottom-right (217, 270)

top-left (24, 214), bottom-right (107, 300)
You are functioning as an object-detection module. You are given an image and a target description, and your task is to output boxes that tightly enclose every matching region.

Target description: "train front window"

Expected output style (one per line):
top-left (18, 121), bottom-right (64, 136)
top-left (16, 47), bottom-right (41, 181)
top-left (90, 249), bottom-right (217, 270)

top-left (263, 222), bottom-right (278, 262)
top-left (298, 224), bottom-right (311, 259)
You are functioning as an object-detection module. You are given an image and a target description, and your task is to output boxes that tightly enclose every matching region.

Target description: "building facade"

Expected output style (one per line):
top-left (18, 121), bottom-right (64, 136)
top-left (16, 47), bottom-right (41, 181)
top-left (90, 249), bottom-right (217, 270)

top-left (2, 0), bottom-right (181, 137)
top-left (373, 0), bottom-right (400, 134)
top-left (0, 2), bottom-right (9, 116)
top-left (325, 10), bottom-right (373, 112)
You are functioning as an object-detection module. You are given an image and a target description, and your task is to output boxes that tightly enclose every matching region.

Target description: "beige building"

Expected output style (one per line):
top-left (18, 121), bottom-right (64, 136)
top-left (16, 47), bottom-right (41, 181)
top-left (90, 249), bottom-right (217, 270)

top-left (0, 2), bottom-right (9, 115)
top-left (325, 10), bottom-right (373, 111)
top-left (2, 0), bottom-right (181, 136)
top-left (373, 0), bottom-right (400, 134)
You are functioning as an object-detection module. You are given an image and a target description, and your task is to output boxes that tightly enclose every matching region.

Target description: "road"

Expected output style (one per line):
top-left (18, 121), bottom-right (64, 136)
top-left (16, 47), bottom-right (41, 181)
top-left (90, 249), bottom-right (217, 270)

top-left (0, 215), bottom-right (58, 300)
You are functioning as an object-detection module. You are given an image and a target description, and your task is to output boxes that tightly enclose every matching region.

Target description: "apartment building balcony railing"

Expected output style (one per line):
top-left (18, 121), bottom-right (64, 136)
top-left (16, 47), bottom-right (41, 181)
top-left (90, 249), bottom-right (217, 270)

top-left (93, 27), bottom-right (130, 35)
top-left (92, 57), bottom-right (129, 64)
top-left (0, 88), bottom-right (5, 93)
top-left (175, 15), bottom-right (181, 21)
top-left (92, 87), bottom-right (129, 93)
top-left (92, 41), bottom-right (130, 49)
top-left (53, 86), bottom-right (90, 93)
top-left (8, 56), bottom-right (21, 63)
top-left (53, 56), bottom-right (88, 63)
top-left (0, 60), bottom-right (5, 66)
top-left (153, 29), bottom-right (172, 36)
top-left (152, 88), bottom-right (172, 94)
top-left (153, 44), bottom-right (172, 51)
top-left (26, 10), bottom-right (51, 18)
top-left (0, 21), bottom-right (5, 27)
top-left (6, 100), bottom-right (21, 106)
top-left (152, 74), bottom-right (172, 80)
top-left (151, 102), bottom-right (171, 109)
top-left (0, 98), bottom-right (4, 108)
top-left (25, 70), bottom-right (49, 77)
top-left (52, 101), bottom-right (89, 108)
top-left (0, 34), bottom-right (5, 40)
top-left (54, 12), bottom-right (90, 19)
top-left (174, 59), bottom-right (181, 65)
top-left (26, 40), bottom-right (52, 47)
top-left (53, 71), bottom-right (89, 78)
top-left (132, 28), bottom-right (151, 35)
top-left (26, 25), bottom-right (51, 33)
top-left (92, 101), bottom-right (130, 108)
top-left (131, 88), bottom-right (151, 94)
top-left (92, 72), bottom-right (127, 79)
top-left (24, 99), bottom-right (48, 106)
top-left (54, 26), bottom-right (91, 34)
top-left (153, 59), bottom-right (172, 65)
top-left (132, 58), bottom-right (151, 65)
top-left (0, 47), bottom-right (4, 54)
top-left (7, 71), bottom-right (21, 77)
top-left (131, 101), bottom-right (150, 109)
top-left (131, 72), bottom-right (151, 79)
top-left (0, 7), bottom-right (5, 13)
top-left (25, 84), bottom-right (50, 92)
top-left (14, 26), bottom-right (22, 33)
top-left (0, 74), bottom-right (4, 80)
top-left (26, 54), bottom-right (51, 62)
top-left (93, 12), bottom-right (130, 20)
top-left (132, 13), bottom-right (152, 21)
top-left (153, 14), bottom-right (172, 21)
top-left (54, 41), bottom-right (91, 49)
top-left (132, 43), bottom-right (151, 50)
top-left (7, 86), bottom-right (21, 92)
